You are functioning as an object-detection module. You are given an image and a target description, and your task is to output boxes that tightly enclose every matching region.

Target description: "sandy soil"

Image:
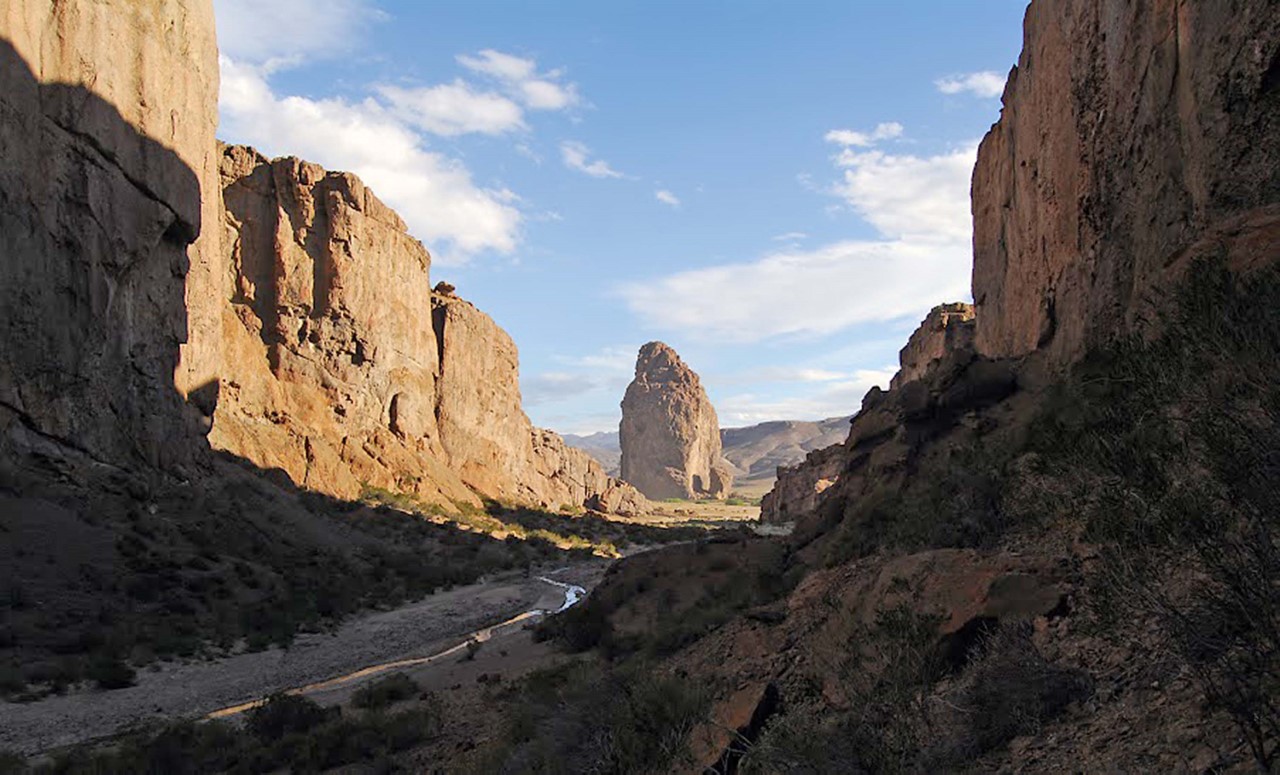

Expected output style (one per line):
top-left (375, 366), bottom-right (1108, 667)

top-left (1, 562), bottom-right (609, 756)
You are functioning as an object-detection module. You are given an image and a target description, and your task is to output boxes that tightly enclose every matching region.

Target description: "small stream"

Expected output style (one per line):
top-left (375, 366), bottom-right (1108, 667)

top-left (206, 575), bottom-right (587, 720)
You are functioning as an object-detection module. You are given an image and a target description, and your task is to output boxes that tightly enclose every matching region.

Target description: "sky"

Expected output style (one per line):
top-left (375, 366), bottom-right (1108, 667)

top-left (212, 0), bottom-right (1028, 434)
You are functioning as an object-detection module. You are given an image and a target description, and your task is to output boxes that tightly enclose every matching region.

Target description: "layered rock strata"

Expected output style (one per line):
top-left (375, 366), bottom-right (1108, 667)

top-left (619, 342), bottom-right (732, 500)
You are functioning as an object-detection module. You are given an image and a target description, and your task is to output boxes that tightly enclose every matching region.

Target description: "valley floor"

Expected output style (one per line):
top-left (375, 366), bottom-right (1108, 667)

top-left (1, 561), bottom-right (609, 757)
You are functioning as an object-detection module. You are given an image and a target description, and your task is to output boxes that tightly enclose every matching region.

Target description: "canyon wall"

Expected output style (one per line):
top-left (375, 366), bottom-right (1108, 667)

top-left (0, 0), bottom-right (219, 470)
top-left (0, 0), bottom-right (640, 516)
top-left (767, 0), bottom-right (1280, 526)
top-left (619, 342), bottom-right (732, 500)
top-left (212, 146), bottom-right (642, 512)
top-left (211, 145), bottom-right (476, 506)
top-left (972, 0), bottom-right (1280, 366)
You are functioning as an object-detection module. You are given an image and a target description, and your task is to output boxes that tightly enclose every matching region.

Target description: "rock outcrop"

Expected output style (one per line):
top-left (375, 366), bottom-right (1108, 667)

top-left (619, 342), bottom-right (732, 500)
top-left (432, 292), bottom-right (645, 512)
top-left (889, 303), bottom-right (975, 390)
top-left (211, 145), bottom-right (475, 506)
top-left (211, 146), bottom-right (645, 513)
top-left (0, 0), bottom-right (220, 470)
top-left (972, 1), bottom-right (1280, 368)
top-left (762, 303), bottom-right (988, 524)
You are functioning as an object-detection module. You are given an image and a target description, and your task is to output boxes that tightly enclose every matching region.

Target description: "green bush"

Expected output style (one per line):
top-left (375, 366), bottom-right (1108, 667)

top-left (352, 672), bottom-right (420, 709)
top-left (86, 656), bottom-right (136, 690)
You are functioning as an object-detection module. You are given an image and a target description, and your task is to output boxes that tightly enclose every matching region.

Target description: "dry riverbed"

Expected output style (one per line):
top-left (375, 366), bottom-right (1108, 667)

top-left (0, 562), bottom-right (609, 756)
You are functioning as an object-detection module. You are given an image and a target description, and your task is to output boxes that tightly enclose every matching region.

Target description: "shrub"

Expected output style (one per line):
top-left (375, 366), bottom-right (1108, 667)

top-left (246, 693), bottom-right (334, 739)
top-left (352, 672), bottom-right (420, 709)
top-left (86, 656), bottom-right (136, 690)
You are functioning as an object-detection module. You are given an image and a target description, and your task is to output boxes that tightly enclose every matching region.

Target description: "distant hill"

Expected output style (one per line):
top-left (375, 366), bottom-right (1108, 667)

top-left (564, 416), bottom-right (852, 497)
top-left (561, 431), bottom-right (622, 476)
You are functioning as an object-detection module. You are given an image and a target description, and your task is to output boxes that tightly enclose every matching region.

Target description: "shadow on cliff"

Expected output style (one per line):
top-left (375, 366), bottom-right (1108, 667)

top-left (0, 37), bottom-right (645, 703)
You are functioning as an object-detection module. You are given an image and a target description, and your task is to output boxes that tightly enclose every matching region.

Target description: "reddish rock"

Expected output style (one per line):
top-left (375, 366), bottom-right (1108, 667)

top-left (972, 0), bottom-right (1280, 368)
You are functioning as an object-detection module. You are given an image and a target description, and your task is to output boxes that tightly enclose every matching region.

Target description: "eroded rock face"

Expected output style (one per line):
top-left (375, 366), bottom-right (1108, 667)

top-left (761, 306), bottom-right (986, 524)
top-left (210, 146), bottom-right (474, 506)
top-left (433, 293), bottom-right (646, 513)
top-left (619, 342), bottom-right (732, 500)
top-left (972, 0), bottom-right (1280, 367)
top-left (0, 0), bottom-right (219, 470)
top-left (211, 153), bottom-right (644, 512)
top-left (890, 303), bottom-right (975, 390)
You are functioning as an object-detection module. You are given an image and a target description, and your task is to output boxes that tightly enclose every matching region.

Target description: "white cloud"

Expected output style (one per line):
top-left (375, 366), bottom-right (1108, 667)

top-left (213, 0), bottom-right (385, 68)
top-left (655, 189), bottom-right (681, 207)
top-left (219, 57), bottom-right (521, 261)
top-left (376, 81), bottom-right (526, 136)
top-left (718, 367), bottom-right (897, 425)
top-left (824, 122), bottom-right (903, 148)
top-left (621, 134), bottom-right (976, 342)
top-left (935, 71), bottom-right (1006, 98)
top-left (560, 141), bottom-right (626, 179)
top-left (772, 232), bottom-right (808, 242)
top-left (620, 239), bottom-right (970, 342)
top-left (458, 49), bottom-right (580, 111)
top-left (831, 142), bottom-right (978, 244)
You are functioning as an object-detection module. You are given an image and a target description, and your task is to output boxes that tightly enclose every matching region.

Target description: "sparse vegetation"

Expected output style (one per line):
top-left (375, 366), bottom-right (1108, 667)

top-left (29, 693), bottom-right (438, 774)
top-left (486, 659), bottom-right (709, 774)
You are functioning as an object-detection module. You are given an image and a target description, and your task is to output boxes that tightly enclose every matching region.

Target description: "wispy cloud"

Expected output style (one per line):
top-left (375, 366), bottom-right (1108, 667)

top-left (655, 189), bottom-right (681, 207)
top-left (458, 49), bottom-right (581, 110)
top-left (717, 367), bottom-right (897, 425)
top-left (213, 6), bottom-right (593, 262)
top-left (560, 141), bottom-right (627, 179)
top-left (213, 0), bottom-right (387, 69)
top-left (935, 70), bottom-right (1006, 98)
top-left (772, 231), bottom-right (808, 242)
top-left (620, 128), bottom-right (976, 342)
top-left (824, 122), bottom-right (903, 148)
top-left (376, 81), bottom-right (526, 136)
top-left (219, 58), bottom-right (522, 262)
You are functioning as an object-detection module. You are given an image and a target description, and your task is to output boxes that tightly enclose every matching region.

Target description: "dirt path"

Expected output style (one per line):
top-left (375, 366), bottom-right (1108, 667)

top-left (0, 563), bottom-right (607, 755)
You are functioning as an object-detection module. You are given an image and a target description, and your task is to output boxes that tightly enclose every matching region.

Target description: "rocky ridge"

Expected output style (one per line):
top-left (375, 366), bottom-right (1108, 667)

top-left (619, 342), bottom-right (733, 500)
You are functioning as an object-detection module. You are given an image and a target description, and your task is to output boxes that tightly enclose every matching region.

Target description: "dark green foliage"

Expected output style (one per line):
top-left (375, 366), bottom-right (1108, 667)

top-left (743, 605), bottom-right (946, 775)
top-left (245, 693), bottom-right (335, 738)
top-left (36, 694), bottom-right (438, 774)
top-left (491, 660), bottom-right (709, 774)
top-left (352, 672), bottom-right (421, 709)
top-left (1010, 261), bottom-right (1280, 769)
top-left (85, 655), bottom-right (135, 690)
top-left (948, 623), bottom-right (1092, 758)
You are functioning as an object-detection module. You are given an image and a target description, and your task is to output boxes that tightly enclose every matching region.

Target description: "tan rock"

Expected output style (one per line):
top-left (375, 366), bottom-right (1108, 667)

top-left (0, 0), bottom-right (219, 469)
top-left (890, 302), bottom-right (974, 390)
top-left (432, 292), bottom-right (647, 512)
top-left (619, 342), bottom-right (733, 500)
top-left (209, 145), bottom-right (473, 506)
top-left (972, 0), bottom-right (1280, 368)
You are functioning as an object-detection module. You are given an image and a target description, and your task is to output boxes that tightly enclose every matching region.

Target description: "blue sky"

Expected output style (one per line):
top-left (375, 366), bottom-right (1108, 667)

top-left (213, 0), bottom-right (1028, 434)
